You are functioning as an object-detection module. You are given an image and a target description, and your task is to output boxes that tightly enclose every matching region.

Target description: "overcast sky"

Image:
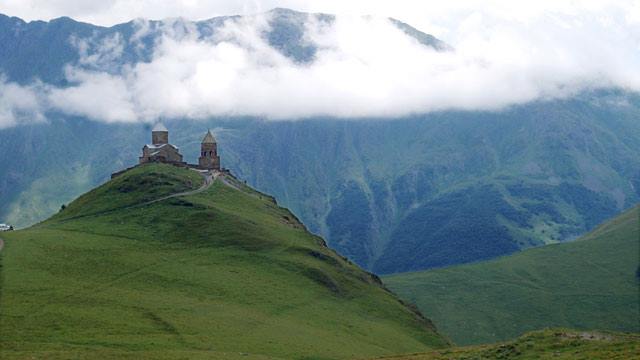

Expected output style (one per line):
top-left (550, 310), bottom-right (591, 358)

top-left (2, 0), bottom-right (639, 42)
top-left (0, 0), bottom-right (639, 126)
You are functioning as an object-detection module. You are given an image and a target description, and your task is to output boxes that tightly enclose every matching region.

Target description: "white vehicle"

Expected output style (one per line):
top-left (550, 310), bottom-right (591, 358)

top-left (0, 223), bottom-right (13, 231)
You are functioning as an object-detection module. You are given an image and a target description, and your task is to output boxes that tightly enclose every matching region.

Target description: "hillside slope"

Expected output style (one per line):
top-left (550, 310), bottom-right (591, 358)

top-left (370, 329), bottom-right (640, 360)
top-left (0, 164), bottom-right (448, 359)
top-left (384, 205), bottom-right (640, 345)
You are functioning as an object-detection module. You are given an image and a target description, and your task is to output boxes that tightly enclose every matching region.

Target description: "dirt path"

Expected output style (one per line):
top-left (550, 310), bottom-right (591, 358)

top-left (217, 173), bottom-right (265, 200)
top-left (136, 171), bottom-right (216, 207)
top-left (0, 237), bottom-right (4, 253)
top-left (56, 170), bottom-right (217, 223)
top-left (218, 173), bottom-right (241, 191)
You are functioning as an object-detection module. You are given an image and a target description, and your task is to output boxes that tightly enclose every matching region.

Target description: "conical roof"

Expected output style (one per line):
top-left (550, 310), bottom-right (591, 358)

top-left (153, 122), bottom-right (168, 132)
top-left (202, 130), bottom-right (216, 144)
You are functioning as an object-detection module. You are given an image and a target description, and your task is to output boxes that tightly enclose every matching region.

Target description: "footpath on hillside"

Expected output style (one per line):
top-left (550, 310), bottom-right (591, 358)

top-left (138, 170), bottom-right (216, 206)
top-left (5, 170), bottom-right (236, 229)
top-left (56, 170), bottom-right (217, 224)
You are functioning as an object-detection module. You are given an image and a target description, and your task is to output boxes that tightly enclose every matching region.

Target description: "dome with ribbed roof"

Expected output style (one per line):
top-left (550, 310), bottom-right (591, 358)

top-left (202, 130), bottom-right (216, 144)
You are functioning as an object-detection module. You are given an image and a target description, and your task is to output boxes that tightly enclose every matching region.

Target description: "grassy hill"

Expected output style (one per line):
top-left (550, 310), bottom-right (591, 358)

top-left (384, 205), bottom-right (640, 345)
top-left (3, 97), bottom-right (640, 275)
top-left (0, 164), bottom-right (448, 359)
top-left (370, 329), bottom-right (640, 360)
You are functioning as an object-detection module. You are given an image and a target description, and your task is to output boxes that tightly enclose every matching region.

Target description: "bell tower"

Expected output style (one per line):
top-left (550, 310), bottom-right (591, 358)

top-left (152, 123), bottom-right (169, 145)
top-left (198, 130), bottom-right (220, 170)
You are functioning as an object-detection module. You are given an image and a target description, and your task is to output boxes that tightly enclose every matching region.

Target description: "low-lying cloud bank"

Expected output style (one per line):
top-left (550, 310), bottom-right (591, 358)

top-left (1, 4), bottom-right (640, 128)
top-left (0, 77), bottom-right (47, 128)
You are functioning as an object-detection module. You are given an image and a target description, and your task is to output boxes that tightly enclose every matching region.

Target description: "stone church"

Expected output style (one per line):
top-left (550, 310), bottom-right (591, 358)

top-left (138, 123), bottom-right (220, 171)
top-left (139, 123), bottom-right (185, 165)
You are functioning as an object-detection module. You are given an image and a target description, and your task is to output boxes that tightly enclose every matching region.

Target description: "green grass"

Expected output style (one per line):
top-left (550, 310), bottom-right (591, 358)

top-left (384, 205), bottom-right (640, 345)
top-left (0, 163), bottom-right (448, 359)
top-left (370, 329), bottom-right (640, 360)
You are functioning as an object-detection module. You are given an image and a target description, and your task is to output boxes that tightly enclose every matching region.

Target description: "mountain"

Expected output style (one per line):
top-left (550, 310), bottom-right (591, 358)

top-left (0, 163), bottom-right (449, 359)
top-left (383, 205), bottom-right (640, 345)
top-left (229, 98), bottom-right (640, 274)
top-left (1, 9), bottom-right (640, 274)
top-left (0, 8), bottom-right (448, 87)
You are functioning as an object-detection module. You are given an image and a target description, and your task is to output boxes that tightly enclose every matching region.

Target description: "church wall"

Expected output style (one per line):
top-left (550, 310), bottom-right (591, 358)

top-left (152, 131), bottom-right (169, 145)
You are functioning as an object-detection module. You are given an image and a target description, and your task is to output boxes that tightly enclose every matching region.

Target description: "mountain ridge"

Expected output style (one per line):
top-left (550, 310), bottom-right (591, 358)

top-left (0, 8), bottom-right (449, 86)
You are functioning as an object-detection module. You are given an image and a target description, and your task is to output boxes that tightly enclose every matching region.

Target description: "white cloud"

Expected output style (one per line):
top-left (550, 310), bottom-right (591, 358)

top-left (48, 68), bottom-right (137, 122)
top-left (0, 1), bottom-right (639, 123)
top-left (72, 32), bottom-right (125, 70)
top-left (0, 78), bottom-right (46, 128)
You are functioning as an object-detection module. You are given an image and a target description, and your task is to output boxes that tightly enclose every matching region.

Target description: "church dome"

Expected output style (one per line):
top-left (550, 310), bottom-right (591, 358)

top-left (153, 123), bottom-right (168, 132)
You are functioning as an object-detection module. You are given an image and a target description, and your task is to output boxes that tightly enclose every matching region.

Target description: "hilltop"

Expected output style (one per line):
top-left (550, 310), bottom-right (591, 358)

top-left (384, 205), bottom-right (640, 345)
top-left (0, 164), bottom-right (448, 359)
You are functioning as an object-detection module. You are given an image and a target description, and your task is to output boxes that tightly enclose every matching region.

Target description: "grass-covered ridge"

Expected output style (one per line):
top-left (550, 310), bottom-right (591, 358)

top-left (370, 329), bottom-right (640, 360)
top-left (49, 164), bottom-right (205, 221)
top-left (0, 163), bottom-right (448, 359)
top-left (384, 205), bottom-right (640, 345)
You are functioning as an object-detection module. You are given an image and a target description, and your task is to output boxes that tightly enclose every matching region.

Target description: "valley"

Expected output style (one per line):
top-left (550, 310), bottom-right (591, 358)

top-left (384, 205), bottom-right (640, 345)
